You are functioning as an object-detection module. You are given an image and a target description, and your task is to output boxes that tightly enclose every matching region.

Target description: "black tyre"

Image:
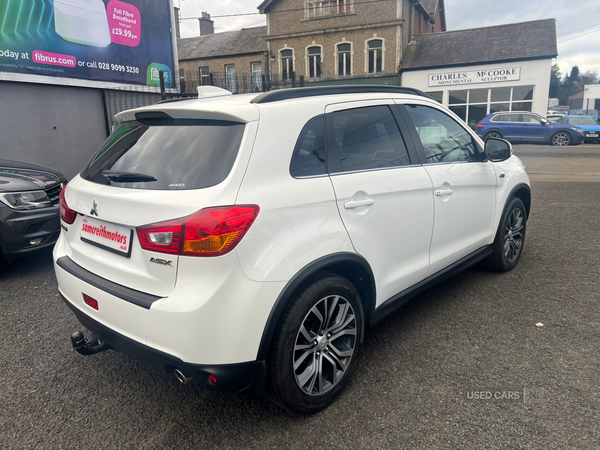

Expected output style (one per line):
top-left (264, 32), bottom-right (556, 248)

top-left (486, 197), bottom-right (527, 272)
top-left (267, 272), bottom-right (364, 414)
top-left (484, 131), bottom-right (503, 141)
top-left (550, 131), bottom-right (572, 146)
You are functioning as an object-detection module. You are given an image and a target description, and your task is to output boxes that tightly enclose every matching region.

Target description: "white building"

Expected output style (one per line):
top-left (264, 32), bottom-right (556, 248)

top-left (582, 84), bottom-right (600, 111)
top-left (401, 19), bottom-right (557, 129)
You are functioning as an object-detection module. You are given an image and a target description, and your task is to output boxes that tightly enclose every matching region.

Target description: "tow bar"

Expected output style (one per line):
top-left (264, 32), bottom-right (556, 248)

top-left (70, 331), bottom-right (111, 355)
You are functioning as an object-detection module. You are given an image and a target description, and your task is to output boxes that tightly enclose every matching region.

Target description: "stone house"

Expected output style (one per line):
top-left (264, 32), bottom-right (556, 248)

top-left (257, 0), bottom-right (446, 83)
top-left (177, 14), bottom-right (268, 94)
top-left (176, 1), bottom-right (445, 93)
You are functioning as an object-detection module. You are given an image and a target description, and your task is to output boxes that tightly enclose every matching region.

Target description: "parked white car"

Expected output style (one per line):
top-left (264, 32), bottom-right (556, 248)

top-left (55, 86), bottom-right (531, 414)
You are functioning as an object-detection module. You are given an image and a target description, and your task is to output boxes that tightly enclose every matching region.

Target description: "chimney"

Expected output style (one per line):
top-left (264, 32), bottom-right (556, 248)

top-left (199, 12), bottom-right (214, 36)
top-left (174, 7), bottom-right (181, 39)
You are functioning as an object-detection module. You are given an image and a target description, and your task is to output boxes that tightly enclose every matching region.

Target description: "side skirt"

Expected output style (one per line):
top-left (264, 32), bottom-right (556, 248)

top-left (370, 245), bottom-right (493, 326)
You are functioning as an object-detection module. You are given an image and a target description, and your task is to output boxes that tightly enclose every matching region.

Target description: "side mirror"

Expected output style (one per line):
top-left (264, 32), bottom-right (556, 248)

top-left (485, 138), bottom-right (512, 162)
top-left (541, 119), bottom-right (549, 125)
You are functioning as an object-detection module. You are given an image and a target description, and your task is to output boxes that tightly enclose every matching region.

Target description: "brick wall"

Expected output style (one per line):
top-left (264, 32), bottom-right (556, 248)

top-left (270, 27), bottom-right (398, 81)
top-left (267, 0), bottom-right (399, 36)
top-left (178, 53), bottom-right (269, 93)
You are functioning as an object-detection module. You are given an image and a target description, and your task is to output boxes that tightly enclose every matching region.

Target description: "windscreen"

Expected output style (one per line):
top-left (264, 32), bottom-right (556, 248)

top-left (81, 120), bottom-right (246, 190)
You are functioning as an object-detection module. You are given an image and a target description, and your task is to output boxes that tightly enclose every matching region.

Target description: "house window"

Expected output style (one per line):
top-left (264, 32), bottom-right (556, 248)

top-left (251, 61), bottom-right (262, 92)
top-left (337, 43), bottom-right (351, 76)
top-left (281, 49), bottom-right (294, 81)
top-left (225, 64), bottom-right (236, 93)
top-left (367, 39), bottom-right (383, 74)
top-left (199, 66), bottom-right (210, 86)
top-left (307, 1), bottom-right (352, 18)
top-left (307, 46), bottom-right (322, 79)
top-left (179, 68), bottom-right (186, 93)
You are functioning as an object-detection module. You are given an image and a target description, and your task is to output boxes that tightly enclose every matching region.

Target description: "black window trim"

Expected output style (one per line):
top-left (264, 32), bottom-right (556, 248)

top-left (289, 114), bottom-right (329, 179)
top-left (396, 102), bottom-right (487, 166)
top-left (325, 103), bottom-right (420, 176)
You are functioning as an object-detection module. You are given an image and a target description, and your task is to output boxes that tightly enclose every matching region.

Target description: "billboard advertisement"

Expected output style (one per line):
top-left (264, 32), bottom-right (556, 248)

top-left (0, 0), bottom-right (174, 89)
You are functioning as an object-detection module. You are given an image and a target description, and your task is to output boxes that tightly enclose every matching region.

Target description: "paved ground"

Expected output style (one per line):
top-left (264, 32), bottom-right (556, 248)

top-left (1, 144), bottom-right (599, 449)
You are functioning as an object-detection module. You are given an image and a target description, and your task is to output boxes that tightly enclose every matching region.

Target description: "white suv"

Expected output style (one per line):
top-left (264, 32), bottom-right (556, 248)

top-left (54, 86), bottom-right (530, 414)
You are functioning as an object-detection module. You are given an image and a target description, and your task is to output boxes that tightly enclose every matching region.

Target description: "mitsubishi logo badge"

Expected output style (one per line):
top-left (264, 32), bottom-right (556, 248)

top-left (90, 199), bottom-right (99, 216)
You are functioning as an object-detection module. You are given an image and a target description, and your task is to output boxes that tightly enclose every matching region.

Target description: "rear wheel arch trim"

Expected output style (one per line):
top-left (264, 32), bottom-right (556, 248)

top-left (255, 252), bottom-right (375, 361)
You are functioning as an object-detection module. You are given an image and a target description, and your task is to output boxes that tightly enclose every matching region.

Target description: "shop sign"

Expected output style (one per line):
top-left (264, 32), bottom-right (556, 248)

top-left (429, 67), bottom-right (521, 87)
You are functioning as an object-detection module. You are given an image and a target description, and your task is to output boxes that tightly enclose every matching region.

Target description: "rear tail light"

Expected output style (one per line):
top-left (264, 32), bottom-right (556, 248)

top-left (137, 205), bottom-right (259, 257)
top-left (59, 188), bottom-right (77, 225)
top-left (137, 219), bottom-right (183, 254)
top-left (477, 124), bottom-right (483, 128)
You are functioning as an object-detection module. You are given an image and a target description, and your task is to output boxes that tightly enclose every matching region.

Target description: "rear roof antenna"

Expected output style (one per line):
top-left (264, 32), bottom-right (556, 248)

top-left (197, 86), bottom-right (233, 98)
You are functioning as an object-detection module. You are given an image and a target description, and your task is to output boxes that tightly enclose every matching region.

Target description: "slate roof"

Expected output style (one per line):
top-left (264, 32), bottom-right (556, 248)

top-left (402, 19), bottom-right (557, 71)
top-left (178, 26), bottom-right (267, 60)
top-left (419, 0), bottom-right (439, 15)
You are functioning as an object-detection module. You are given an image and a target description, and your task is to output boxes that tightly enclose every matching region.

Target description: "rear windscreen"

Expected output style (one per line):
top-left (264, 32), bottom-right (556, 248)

top-left (81, 120), bottom-right (246, 190)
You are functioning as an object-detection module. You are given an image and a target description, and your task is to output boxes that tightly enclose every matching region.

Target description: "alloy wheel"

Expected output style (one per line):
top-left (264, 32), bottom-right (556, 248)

top-left (504, 208), bottom-right (524, 263)
top-left (293, 295), bottom-right (357, 396)
top-left (552, 132), bottom-right (570, 146)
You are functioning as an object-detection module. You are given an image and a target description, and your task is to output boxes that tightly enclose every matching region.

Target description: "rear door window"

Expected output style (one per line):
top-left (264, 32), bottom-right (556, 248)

top-left (329, 105), bottom-right (412, 173)
top-left (81, 120), bottom-right (245, 190)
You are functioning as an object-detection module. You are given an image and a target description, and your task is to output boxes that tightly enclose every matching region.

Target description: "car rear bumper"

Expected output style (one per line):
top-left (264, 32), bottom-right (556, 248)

top-left (59, 291), bottom-right (267, 396)
top-left (0, 205), bottom-right (60, 262)
top-left (53, 228), bottom-right (285, 393)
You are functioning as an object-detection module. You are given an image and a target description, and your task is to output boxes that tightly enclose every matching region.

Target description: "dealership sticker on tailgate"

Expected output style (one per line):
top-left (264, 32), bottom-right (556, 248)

top-left (80, 216), bottom-right (133, 257)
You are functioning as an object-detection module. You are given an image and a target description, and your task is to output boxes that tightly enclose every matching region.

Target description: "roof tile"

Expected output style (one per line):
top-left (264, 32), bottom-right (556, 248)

top-left (178, 26), bottom-right (267, 60)
top-left (403, 19), bottom-right (557, 70)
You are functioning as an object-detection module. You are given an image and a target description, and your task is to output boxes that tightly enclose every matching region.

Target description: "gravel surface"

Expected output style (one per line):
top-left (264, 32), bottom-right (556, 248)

top-left (1, 144), bottom-right (599, 449)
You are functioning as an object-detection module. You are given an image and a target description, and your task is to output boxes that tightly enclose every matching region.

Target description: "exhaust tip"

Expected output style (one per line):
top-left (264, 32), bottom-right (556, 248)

top-left (174, 369), bottom-right (192, 384)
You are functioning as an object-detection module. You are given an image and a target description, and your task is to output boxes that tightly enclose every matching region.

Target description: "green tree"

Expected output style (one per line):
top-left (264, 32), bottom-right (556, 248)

top-left (549, 63), bottom-right (561, 98)
top-left (559, 66), bottom-right (581, 104)
top-left (580, 69), bottom-right (599, 86)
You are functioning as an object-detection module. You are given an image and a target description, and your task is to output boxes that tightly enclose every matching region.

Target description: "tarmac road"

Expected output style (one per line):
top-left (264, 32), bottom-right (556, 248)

top-left (1, 144), bottom-right (599, 449)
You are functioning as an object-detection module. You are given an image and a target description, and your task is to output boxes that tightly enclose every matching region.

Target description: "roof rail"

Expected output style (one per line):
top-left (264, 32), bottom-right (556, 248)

top-left (250, 85), bottom-right (434, 104)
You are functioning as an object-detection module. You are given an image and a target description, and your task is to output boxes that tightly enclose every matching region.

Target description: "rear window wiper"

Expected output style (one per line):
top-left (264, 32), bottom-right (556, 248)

top-left (102, 170), bottom-right (157, 183)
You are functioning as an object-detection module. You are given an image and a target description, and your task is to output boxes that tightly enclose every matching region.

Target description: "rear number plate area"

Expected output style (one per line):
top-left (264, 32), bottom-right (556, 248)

top-left (80, 216), bottom-right (133, 257)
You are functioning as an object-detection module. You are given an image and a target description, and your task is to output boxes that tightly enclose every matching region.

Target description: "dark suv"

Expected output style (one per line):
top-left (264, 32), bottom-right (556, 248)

top-left (0, 159), bottom-right (66, 264)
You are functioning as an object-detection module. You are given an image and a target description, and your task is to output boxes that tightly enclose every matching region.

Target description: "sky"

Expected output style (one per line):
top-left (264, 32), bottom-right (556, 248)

top-left (176, 0), bottom-right (600, 78)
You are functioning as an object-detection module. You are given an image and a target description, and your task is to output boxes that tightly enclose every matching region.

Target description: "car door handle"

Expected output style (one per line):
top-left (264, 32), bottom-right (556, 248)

top-left (344, 199), bottom-right (375, 209)
top-left (435, 189), bottom-right (453, 196)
